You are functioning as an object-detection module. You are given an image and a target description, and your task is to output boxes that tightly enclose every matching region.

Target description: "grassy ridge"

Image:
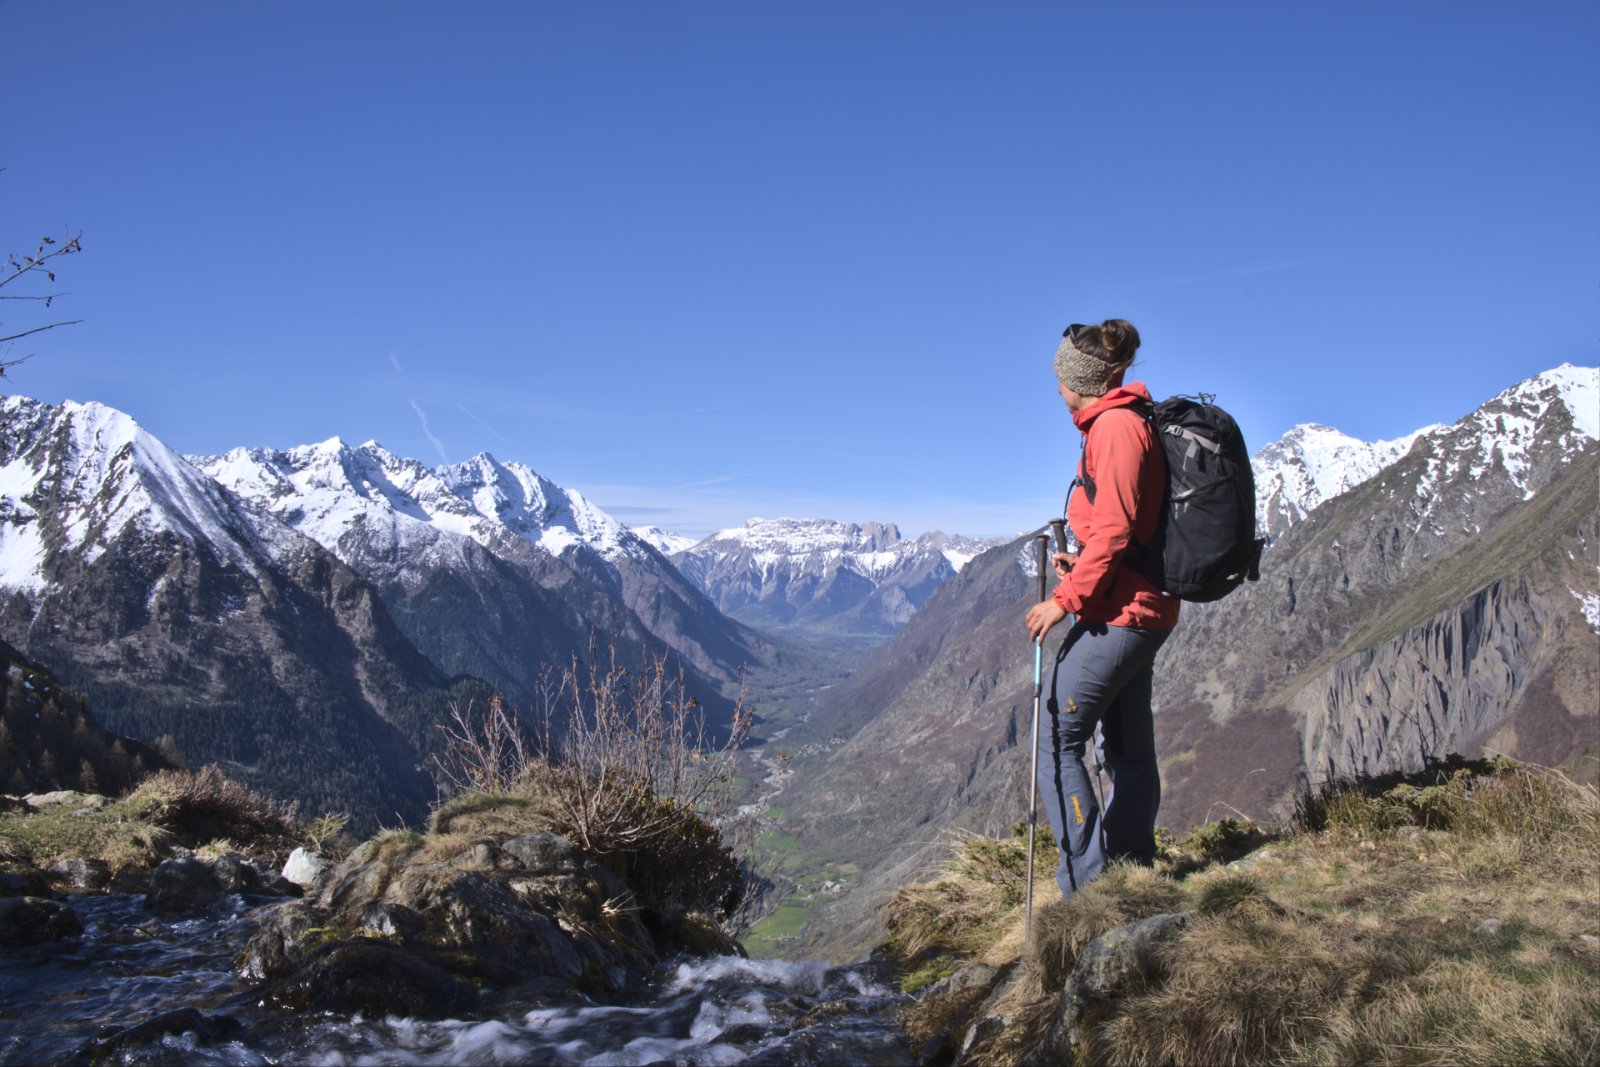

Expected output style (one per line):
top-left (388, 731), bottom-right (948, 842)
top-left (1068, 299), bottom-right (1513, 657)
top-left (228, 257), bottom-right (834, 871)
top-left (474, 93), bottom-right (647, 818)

top-left (890, 757), bottom-right (1600, 1065)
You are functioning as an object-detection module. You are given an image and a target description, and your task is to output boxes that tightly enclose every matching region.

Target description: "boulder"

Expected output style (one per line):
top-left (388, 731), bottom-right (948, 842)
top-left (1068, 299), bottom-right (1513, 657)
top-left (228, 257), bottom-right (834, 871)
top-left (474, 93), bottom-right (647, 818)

top-left (80, 1009), bottom-right (244, 1062)
top-left (47, 857), bottom-right (112, 891)
top-left (0, 896), bottom-right (82, 945)
top-left (282, 847), bottom-right (327, 888)
top-left (146, 856), bottom-right (226, 913)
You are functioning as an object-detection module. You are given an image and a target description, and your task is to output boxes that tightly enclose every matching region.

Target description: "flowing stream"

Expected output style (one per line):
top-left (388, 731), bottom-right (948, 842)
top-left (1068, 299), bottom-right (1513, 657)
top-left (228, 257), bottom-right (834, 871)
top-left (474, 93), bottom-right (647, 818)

top-left (0, 895), bottom-right (912, 1066)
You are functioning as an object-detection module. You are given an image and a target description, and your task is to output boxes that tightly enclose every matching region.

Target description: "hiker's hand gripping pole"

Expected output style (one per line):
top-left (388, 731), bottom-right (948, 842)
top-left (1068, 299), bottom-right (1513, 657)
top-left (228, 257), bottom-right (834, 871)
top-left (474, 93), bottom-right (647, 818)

top-left (1025, 532), bottom-right (1050, 944)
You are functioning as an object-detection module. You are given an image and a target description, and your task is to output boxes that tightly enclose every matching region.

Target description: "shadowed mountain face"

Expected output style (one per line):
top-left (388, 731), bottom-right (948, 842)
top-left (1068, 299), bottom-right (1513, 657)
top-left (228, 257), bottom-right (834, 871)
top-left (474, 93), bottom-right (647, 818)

top-left (778, 365), bottom-right (1599, 958)
top-left (0, 637), bottom-right (178, 796)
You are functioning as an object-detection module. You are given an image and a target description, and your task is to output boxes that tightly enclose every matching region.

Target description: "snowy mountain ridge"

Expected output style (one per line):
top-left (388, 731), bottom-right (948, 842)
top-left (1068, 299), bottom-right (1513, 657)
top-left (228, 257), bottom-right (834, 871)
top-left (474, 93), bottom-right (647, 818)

top-left (682, 518), bottom-right (1000, 576)
top-left (1252, 362), bottom-right (1597, 541)
top-left (668, 518), bottom-right (1008, 636)
top-left (197, 438), bottom-right (651, 589)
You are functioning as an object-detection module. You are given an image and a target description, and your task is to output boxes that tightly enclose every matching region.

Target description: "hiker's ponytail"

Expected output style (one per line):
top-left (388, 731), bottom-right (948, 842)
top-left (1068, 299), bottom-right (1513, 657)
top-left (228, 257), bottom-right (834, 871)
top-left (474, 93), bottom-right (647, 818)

top-left (1098, 319), bottom-right (1140, 365)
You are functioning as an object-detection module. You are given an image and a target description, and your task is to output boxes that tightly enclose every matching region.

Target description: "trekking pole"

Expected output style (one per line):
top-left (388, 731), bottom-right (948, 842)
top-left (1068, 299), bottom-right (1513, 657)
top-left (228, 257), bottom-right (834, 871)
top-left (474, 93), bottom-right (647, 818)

top-left (1024, 532), bottom-right (1049, 944)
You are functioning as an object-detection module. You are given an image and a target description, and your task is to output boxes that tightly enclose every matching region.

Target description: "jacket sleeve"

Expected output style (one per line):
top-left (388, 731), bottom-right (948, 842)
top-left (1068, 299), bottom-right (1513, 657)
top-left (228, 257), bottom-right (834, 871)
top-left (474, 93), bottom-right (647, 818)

top-left (1053, 409), bottom-right (1149, 615)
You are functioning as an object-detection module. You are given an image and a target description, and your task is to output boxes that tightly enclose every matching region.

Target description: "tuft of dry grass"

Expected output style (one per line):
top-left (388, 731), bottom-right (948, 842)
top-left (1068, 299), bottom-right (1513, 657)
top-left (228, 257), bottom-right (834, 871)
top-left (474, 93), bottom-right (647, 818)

top-left (886, 823), bottom-right (1052, 966)
top-left (1092, 912), bottom-right (1352, 1066)
top-left (1297, 957), bottom-right (1600, 1067)
top-left (0, 765), bottom-right (304, 878)
top-left (125, 766), bottom-right (300, 859)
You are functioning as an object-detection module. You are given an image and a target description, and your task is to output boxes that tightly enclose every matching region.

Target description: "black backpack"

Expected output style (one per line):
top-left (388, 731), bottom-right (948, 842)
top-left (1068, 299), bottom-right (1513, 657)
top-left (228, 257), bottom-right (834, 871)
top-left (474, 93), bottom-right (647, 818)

top-left (1077, 395), bottom-right (1265, 603)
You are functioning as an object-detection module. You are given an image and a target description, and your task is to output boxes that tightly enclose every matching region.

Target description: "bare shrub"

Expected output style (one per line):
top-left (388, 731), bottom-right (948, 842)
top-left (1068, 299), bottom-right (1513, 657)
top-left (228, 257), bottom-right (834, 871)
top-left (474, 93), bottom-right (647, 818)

top-left (429, 641), bottom-right (753, 921)
top-left (429, 693), bottom-right (533, 797)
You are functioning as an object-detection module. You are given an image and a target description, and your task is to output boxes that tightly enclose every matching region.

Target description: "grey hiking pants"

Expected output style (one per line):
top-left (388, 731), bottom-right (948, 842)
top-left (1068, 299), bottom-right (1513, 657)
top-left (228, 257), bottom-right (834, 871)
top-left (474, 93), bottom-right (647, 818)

top-left (1037, 618), bottom-right (1171, 898)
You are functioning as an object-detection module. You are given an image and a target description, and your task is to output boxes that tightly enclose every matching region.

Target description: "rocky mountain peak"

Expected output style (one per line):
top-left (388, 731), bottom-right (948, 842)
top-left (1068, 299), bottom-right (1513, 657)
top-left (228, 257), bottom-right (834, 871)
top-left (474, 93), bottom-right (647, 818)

top-left (1252, 363), bottom-right (1597, 542)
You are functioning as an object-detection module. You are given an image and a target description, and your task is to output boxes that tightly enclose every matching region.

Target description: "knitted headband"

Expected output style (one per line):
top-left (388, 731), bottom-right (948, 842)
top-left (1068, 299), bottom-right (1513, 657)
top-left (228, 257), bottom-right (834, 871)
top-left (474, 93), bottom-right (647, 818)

top-left (1054, 329), bottom-right (1132, 397)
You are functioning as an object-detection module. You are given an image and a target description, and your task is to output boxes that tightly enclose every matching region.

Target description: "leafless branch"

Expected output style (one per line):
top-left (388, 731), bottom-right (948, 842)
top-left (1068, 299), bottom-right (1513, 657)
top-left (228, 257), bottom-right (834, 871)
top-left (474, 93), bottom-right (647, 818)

top-left (0, 320), bottom-right (82, 346)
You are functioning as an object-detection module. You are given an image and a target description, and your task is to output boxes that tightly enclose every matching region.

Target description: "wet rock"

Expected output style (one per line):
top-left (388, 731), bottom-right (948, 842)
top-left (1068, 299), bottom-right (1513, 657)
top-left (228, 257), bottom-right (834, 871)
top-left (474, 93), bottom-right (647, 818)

top-left (146, 854), bottom-right (299, 913)
top-left (267, 939), bottom-right (479, 1019)
top-left (47, 857), bottom-right (112, 891)
top-left (0, 869), bottom-right (52, 897)
top-left (236, 901), bottom-right (320, 981)
top-left (648, 909), bottom-right (744, 958)
top-left (1023, 911), bottom-right (1190, 1066)
top-left (281, 847), bottom-right (326, 888)
top-left (81, 1008), bottom-right (244, 1063)
top-left (0, 896), bottom-right (82, 944)
top-left (146, 856), bottom-right (226, 913)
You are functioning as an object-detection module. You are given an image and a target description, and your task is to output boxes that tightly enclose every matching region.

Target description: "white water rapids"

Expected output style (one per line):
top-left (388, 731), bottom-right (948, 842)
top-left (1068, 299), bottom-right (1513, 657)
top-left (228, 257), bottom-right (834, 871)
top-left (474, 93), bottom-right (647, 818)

top-left (0, 895), bottom-right (913, 1065)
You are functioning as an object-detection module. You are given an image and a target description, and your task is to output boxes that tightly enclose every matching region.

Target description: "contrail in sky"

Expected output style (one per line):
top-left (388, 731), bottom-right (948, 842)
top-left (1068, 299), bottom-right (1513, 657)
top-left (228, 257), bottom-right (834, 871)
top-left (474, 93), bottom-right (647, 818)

top-left (389, 353), bottom-right (405, 374)
top-left (409, 399), bottom-right (447, 462)
top-left (458, 403), bottom-right (513, 447)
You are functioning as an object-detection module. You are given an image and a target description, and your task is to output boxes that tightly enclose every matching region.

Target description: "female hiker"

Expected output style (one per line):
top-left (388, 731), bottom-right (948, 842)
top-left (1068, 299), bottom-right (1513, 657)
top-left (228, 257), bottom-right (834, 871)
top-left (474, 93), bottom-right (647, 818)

top-left (1024, 318), bottom-right (1180, 898)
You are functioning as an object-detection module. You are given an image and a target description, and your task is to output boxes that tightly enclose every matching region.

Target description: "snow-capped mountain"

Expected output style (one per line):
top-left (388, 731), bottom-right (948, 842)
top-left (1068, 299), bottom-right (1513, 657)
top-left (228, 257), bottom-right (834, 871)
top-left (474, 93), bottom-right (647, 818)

top-left (1251, 363), bottom-right (1597, 541)
top-left (671, 518), bottom-right (1008, 636)
top-left (1252, 424), bottom-right (1436, 542)
top-left (0, 398), bottom-right (475, 828)
top-left (198, 440), bottom-right (769, 692)
top-left (198, 440), bottom-right (645, 582)
top-left (631, 525), bottom-right (698, 556)
top-left (0, 398), bottom-right (288, 590)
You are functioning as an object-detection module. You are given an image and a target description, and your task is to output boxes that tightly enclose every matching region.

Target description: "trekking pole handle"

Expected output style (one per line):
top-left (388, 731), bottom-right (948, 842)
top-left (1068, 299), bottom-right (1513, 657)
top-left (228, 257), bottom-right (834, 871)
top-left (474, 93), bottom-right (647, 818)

top-left (1049, 519), bottom-right (1069, 558)
top-left (1035, 534), bottom-right (1049, 603)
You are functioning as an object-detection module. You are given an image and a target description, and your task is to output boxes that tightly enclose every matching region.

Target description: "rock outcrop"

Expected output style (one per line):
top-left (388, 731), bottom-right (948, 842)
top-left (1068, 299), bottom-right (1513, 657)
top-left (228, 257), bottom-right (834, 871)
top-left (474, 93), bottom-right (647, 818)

top-left (240, 826), bottom-right (740, 1018)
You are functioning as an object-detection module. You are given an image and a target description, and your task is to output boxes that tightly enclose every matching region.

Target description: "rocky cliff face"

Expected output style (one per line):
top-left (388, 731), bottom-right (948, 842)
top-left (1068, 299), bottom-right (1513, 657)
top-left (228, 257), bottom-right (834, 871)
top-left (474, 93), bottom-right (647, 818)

top-left (672, 518), bottom-right (1005, 637)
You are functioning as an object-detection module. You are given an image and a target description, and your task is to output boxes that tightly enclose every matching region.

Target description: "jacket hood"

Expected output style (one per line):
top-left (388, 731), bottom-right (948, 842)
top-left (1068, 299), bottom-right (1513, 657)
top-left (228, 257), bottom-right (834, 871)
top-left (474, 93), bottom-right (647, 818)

top-left (1072, 382), bottom-right (1153, 432)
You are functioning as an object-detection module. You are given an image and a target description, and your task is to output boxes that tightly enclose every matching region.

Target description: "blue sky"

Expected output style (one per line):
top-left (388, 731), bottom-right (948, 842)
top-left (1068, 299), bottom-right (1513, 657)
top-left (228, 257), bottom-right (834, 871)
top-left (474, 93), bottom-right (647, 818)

top-left (4, 1), bottom-right (1596, 538)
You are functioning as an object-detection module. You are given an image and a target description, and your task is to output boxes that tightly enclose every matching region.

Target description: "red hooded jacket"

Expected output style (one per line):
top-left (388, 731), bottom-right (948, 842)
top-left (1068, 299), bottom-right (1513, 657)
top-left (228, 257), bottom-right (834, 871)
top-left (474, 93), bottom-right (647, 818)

top-left (1052, 383), bottom-right (1181, 630)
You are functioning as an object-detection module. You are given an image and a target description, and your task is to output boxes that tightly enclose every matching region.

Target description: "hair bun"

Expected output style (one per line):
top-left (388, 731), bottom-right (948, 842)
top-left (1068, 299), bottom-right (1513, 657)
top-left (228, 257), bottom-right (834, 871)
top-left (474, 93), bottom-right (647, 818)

top-left (1099, 319), bottom-right (1140, 363)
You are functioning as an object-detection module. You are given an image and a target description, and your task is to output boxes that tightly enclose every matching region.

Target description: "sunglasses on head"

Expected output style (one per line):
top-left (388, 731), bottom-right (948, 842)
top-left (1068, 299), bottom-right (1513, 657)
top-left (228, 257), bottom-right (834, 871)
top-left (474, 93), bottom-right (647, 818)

top-left (1063, 323), bottom-right (1089, 341)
